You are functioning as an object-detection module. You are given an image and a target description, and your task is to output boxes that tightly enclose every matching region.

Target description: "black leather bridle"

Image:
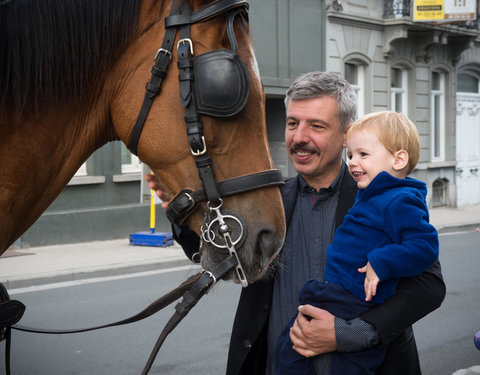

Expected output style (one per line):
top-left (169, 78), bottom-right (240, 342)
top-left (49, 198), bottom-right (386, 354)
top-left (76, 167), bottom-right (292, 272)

top-left (128, 0), bottom-right (284, 287)
top-left (1, 1), bottom-right (284, 374)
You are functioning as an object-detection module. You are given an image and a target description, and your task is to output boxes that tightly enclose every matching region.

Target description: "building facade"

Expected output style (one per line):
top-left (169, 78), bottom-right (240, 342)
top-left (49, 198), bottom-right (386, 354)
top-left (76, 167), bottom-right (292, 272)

top-left (456, 46), bottom-right (480, 206)
top-left (322, 0), bottom-right (479, 208)
top-left (18, 0), bottom-right (480, 247)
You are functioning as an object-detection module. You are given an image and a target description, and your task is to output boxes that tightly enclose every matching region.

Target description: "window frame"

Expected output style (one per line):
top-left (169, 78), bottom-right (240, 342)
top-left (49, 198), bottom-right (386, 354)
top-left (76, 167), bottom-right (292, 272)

top-left (345, 61), bottom-right (366, 118)
top-left (430, 71), bottom-right (446, 162)
top-left (390, 67), bottom-right (408, 115)
top-left (121, 143), bottom-right (142, 174)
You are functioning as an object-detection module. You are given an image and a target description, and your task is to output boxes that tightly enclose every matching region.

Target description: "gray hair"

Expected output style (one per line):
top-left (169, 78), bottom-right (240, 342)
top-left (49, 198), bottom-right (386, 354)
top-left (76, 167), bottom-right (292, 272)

top-left (284, 71), bottom-right (357, 130)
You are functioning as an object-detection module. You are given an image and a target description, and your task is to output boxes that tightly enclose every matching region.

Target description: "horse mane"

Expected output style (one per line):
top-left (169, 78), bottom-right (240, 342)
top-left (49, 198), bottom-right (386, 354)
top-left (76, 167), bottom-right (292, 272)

top-left (0, 0), bottom-right (143, 116)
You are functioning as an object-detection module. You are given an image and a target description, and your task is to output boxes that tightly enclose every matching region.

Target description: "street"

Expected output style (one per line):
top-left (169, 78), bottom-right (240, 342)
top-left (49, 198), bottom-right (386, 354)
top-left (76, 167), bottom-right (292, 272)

top-left (3, 265), bottom-right (241, 375)
top-left (1, 231), bottom-right (479, 374)
top-left (415, 231), bottom-right (480, 374)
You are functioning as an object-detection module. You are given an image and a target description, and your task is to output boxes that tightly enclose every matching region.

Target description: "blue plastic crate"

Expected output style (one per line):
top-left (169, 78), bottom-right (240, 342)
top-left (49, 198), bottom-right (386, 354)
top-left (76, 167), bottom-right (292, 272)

top-left (129, 231), bottom-right (174, 247)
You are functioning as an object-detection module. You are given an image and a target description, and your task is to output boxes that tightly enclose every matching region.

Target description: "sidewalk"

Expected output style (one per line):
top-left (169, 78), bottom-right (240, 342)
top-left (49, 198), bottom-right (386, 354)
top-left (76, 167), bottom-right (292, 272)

top-left (429, 203), bottom-right (480, 234)
top-left (1, 204), bottom-right (479, 290)
top-left (0, 239), bottom-right (194, 290)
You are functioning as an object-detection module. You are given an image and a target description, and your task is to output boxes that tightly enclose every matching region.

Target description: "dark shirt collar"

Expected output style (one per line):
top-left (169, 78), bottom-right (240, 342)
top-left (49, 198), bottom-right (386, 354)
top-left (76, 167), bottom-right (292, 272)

top-left (299, 161), bottom-right (347, 196)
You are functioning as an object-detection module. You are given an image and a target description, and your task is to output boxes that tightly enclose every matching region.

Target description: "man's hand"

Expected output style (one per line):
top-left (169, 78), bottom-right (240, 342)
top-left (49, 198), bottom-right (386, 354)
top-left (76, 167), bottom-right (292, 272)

top-left (289, 304), bottom-right (337, 357)
top-left (144, 173), bottom-right (170, 209)
top-left (358, 261), bottom-right (380, 301)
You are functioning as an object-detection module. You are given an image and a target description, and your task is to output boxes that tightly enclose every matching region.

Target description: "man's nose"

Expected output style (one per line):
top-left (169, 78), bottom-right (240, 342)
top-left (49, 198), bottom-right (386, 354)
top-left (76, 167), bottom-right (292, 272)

top-left (292, 123), bottom-right (309, 144)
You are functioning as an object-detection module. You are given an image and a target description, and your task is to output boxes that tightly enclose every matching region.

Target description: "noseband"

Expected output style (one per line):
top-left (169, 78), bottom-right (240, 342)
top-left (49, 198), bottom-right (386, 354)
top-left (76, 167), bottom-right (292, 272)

top-left (128, 0), bottom-right (284, 287)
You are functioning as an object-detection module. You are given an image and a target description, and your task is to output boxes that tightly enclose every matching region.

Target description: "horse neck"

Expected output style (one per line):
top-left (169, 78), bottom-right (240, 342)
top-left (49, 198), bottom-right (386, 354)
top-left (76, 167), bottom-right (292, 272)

top-left (0, 108), bottom-right (111, 252)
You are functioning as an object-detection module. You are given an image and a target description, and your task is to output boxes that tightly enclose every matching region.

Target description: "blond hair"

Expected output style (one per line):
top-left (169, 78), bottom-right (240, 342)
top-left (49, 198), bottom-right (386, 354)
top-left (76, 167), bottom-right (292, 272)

top-left (347, 111), bottom-right (420, 174)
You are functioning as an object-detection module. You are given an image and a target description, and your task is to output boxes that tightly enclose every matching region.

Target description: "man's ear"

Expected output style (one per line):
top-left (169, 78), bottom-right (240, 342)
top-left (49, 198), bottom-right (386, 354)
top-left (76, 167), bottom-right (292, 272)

top-left (393, 150), bottom-right (409, 171)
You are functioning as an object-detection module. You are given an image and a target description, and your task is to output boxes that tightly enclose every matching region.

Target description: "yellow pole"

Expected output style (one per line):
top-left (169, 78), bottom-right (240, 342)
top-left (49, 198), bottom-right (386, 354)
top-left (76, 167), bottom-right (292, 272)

top-left (150, 173), bottom-right (156, 234)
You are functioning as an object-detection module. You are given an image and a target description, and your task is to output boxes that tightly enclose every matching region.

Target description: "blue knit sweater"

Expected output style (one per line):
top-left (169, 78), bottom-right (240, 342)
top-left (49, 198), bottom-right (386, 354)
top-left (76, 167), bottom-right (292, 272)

top-left (324, 171), bottom-right (439, 303)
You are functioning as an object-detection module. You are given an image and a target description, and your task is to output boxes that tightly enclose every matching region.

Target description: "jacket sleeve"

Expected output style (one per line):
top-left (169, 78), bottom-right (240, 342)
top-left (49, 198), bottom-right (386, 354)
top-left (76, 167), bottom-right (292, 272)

top-left (368, 193), bottom-right (439, 281)
top-left (360, 260), bottom-right (446, 346)
top-left (172, 224), bottom-right (200, 262)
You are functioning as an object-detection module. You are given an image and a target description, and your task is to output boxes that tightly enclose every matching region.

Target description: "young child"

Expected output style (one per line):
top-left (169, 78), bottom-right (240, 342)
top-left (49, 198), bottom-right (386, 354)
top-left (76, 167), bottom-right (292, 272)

top-left (275, 111), bottom-right (439, 375)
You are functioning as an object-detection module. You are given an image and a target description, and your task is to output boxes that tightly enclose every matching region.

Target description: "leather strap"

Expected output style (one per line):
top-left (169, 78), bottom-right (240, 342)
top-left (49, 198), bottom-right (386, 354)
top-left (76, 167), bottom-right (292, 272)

top-left (165, 0), bottom-right (248, 27)
top-left (128, 0), bottom-right (182, 155)
top-left (166, 169), bottom-right (284, 224)
top-left (9, 256), bottom-right (239, 375)
top-left (176, 8), bottom-right (224, 206)
top-left (141, 255), bottom-right (238, 374)
top-left (128, 0), bottom-right (248, 156)
top-left (12, 272), bottom-right (202, 335)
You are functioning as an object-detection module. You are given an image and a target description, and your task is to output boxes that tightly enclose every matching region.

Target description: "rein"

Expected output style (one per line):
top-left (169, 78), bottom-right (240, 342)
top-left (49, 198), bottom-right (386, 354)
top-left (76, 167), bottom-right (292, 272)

top-left (1, 255), bottom-right (238, 375)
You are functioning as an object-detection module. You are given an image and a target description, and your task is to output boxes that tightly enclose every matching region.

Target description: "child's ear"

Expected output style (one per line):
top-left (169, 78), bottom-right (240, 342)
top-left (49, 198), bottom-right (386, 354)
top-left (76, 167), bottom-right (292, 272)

top-left (393, 150), bottom-right (409, 171)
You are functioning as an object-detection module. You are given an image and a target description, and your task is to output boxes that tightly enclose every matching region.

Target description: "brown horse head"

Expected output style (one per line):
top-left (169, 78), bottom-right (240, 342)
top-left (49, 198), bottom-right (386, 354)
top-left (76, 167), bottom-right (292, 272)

top-left (111, 0), bottom-right (286, 283)
top-left (0, 0), bottom-right (285, 284)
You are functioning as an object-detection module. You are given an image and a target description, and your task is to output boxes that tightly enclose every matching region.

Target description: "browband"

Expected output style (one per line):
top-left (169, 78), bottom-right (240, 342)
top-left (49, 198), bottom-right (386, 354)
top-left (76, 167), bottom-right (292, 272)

top-left (165, 0), bottom-right (249, 27)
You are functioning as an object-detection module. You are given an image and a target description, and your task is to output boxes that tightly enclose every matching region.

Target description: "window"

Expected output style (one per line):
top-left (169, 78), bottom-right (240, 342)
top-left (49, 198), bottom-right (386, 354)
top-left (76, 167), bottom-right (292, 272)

top-left (345, 62), bottom-right (365, 117)
top-left (430, 71), bottom-right (445, 161)
top-left (391, 67), bottom-right (408, 114)
top-left (121, 143), bottom-right (142, 173)
top-left (432, 178), bottom-right (448, 207)
top-left (457, 73), bottom-right (479, 93)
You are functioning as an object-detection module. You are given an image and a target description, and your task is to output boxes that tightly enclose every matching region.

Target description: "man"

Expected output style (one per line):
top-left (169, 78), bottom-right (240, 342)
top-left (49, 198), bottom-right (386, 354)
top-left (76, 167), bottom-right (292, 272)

top-left (147, 71), bottom-right (446, 374)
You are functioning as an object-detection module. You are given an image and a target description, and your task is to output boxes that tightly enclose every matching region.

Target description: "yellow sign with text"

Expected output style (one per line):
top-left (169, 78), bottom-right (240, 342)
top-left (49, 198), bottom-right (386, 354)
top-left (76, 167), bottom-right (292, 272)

top-left (414, 0), bottom-right (444, 20)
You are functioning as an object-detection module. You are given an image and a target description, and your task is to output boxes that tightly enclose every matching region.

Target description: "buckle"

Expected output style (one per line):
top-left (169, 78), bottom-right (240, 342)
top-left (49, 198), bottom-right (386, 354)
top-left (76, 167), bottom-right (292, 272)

top-left (154, 48), bottom-right (172, 63)
top-left (190, 136), bottom-right (207, 156)
top-left (177, 38), bottom-right (194, 55)
top-left (179, 192), bottom-right (195, 211)
top-left (166, 190), bottom-right (197, 224)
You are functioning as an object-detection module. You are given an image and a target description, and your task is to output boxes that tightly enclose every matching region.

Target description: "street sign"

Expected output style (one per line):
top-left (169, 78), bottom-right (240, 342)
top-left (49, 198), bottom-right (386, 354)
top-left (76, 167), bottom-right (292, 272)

top-left (414, 0), bottom-right (444, 20)
top-left (444, 0), bottom-right (476, 20)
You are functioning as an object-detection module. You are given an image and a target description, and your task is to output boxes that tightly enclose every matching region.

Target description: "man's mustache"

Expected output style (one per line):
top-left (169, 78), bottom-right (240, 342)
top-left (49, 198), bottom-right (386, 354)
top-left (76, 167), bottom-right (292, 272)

top-left (289, 143), bottom-right (320, 155)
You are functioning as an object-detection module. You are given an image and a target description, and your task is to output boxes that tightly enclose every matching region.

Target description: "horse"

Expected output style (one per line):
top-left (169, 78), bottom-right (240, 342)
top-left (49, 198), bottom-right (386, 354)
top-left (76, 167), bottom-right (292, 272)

top-left (0, 0), bottom-right (286, 285)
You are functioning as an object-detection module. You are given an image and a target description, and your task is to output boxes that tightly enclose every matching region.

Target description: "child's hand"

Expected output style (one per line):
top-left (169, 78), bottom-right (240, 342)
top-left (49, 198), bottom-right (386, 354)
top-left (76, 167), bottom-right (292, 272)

top-left (358, 262), bottom-right (379, 302)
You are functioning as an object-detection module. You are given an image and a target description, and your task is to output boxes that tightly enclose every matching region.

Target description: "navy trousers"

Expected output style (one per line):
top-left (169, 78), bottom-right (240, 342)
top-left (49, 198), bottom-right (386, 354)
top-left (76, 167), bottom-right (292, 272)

top-left (275, 280), bottom-right (387, 375)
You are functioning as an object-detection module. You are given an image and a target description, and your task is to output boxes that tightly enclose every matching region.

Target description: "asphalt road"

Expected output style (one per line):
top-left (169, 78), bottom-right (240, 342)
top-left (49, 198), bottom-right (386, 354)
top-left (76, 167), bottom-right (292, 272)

top-left (1, 231), bottom-right (479, 375)
top-left (414, 231), bottom-right (480, 375)
top-left (3, 265), bottom-right (241, 375)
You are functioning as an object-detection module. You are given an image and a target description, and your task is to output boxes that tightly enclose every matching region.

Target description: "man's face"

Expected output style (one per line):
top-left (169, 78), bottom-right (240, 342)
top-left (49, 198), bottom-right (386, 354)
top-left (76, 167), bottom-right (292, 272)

top-left (285, 97), bottom-right (348, 189)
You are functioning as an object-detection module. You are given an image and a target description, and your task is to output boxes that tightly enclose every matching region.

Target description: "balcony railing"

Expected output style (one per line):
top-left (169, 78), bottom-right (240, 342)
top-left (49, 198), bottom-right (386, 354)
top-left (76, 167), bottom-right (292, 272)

top-left (384, 0), bottom-right (411, 18)
top-left (456, 18), bottom-right (479, 30)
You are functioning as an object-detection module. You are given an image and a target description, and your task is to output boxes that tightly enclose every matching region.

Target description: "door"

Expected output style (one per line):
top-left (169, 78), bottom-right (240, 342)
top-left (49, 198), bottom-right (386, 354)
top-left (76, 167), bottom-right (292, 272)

top-left (456, 91), bottom-right (480, 206)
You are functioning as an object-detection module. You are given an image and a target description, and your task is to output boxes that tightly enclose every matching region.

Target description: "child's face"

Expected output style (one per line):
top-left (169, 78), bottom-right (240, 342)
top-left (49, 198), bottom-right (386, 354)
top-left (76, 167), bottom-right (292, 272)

top-left (346, 129), bottom-right (396, 189)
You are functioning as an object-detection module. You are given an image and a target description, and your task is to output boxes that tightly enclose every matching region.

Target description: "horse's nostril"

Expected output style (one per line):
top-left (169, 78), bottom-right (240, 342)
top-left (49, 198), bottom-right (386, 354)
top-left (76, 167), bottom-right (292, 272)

top-left (256, 228), bottom-right (275, 266)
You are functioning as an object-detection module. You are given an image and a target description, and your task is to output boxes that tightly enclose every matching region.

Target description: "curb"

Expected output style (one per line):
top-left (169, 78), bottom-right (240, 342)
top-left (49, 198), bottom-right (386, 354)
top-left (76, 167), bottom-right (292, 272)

top-left (3, 258), bottom-right (194, 290)
top-left (437, 223), bottom-right (480, 234)
top-left (3, 223), bottom-right (478, 290)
